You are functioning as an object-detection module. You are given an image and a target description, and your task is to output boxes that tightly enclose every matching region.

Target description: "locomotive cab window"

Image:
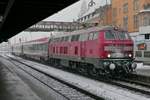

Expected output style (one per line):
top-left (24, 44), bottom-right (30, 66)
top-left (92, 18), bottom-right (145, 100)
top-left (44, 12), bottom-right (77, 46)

top-left (105, 31), bottom-right (116, 39)
top-left (117, 31), bottom-right (130, 39)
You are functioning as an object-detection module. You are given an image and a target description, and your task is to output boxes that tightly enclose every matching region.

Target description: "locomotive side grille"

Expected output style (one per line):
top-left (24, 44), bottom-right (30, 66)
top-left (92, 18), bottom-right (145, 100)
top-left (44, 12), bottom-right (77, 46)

top-left (104, 45), bottom-right (133, 51)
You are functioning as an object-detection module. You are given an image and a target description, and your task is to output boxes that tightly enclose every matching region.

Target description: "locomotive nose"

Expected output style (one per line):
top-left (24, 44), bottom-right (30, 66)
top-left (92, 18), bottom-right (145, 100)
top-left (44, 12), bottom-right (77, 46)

top-left (109, 63), bottom-right (116, 70)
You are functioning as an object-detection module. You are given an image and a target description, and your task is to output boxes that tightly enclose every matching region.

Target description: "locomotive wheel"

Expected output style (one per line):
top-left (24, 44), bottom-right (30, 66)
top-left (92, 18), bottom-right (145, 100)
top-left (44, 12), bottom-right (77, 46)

top-left (76, 63), bottom-right (87, 75)
top-left (88, 67), bottom-right (98, 77)
top-left (77, 66), bottom-right (87, 74)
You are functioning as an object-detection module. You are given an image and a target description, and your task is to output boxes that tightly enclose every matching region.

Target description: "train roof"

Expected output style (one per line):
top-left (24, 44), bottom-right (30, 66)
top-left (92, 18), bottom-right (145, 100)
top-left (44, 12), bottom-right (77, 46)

top-left (51, 26), bottom-right (119, 38)
top-left (23, 37), bottom-right (49, 45)
top-left (15, 26), bottom-right (124, 45)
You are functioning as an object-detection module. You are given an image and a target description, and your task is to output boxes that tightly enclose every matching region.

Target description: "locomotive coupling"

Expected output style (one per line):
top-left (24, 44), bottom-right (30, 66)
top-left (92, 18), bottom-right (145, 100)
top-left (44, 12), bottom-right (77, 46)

top-left (109, 63), bottom-right (116, 70)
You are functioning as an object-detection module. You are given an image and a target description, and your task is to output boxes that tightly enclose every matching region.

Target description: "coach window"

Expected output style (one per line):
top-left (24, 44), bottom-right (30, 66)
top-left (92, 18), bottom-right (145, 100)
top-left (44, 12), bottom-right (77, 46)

top-left (44, 45), bottom-right (47, 51)
top-left (49, 39), bottom-right (52, 43)
top-left (57, 38), bottom-right (59, 42)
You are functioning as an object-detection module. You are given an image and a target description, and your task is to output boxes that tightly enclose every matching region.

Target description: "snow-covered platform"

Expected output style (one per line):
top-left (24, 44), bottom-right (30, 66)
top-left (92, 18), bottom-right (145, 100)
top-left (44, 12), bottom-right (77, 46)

top-left (135, 63), bottom-right (150, 76)
top-left (0, 61), bottom-right (41, 100)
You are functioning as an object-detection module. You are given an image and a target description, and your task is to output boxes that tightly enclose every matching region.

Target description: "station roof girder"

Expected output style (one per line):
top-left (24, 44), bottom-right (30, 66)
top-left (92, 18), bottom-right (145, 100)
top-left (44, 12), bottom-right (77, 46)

top-left (0, 0), bottom-right (78, 42)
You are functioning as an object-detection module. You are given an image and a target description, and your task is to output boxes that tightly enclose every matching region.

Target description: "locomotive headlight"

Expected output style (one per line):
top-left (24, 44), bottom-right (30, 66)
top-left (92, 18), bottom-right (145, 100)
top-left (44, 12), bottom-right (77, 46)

top-left (107, 54), bottom-right (111, 58)
top-left (129, 54), bottom-right (132, 57)
top-left (109, 63), bottom-right (116, 70)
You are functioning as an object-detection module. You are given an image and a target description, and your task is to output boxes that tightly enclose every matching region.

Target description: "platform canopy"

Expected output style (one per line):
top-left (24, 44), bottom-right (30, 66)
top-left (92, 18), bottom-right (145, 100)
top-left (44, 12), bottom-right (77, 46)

top-left (0, 0), bottom-right (78, 42)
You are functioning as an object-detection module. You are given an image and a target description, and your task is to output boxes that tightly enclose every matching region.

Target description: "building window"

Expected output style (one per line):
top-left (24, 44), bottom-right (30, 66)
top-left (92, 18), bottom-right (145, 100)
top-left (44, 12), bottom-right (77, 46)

top-left (133, 0), bottom-right (139, 11)
top-left (123, 16), bottom-right (128, 30)
top-left (92, 12), bottom-right (95, 17)
top-left (112, 8), bottom-right (117, 18)
top-left (123, 3), bottom-right (128, 13)
top-left (112, 21), bottom-right (116, 26)
top-left (144, 3), bottom-right (150, 9)
top-left (135, 51), bottom-right (142, 57)
top-left (145, 34), bottom-right (150, 39)
top-left (133, 15), bottom-right (139, 29)
top-left (144, 51), bottom-right (150, 58)
top-left (143, 16), bottom-right (149, 26)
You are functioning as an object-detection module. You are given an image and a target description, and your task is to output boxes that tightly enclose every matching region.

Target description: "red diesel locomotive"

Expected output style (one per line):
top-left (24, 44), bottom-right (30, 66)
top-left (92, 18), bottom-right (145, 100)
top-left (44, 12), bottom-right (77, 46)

top-left (12, 26), bottom-right (137, 75)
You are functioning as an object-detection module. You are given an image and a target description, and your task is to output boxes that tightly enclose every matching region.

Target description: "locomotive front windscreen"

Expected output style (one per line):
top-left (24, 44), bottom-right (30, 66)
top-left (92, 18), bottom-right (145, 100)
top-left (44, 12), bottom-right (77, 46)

top-left (105, 30), bottom-right (130, 40)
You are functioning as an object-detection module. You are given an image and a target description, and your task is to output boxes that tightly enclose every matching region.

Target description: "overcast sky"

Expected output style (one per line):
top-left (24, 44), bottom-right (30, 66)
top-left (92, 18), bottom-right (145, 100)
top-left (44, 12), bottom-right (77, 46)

top-left (44, 0), bottom-right (110, 22)
top-left (9, 0), bottom-right (110, 44)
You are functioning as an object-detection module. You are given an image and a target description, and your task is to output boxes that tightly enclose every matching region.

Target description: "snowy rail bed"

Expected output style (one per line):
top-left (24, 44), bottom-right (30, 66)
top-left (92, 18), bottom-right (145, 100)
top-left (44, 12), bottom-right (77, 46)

top-left (6, 54), bottom-right (150, 100)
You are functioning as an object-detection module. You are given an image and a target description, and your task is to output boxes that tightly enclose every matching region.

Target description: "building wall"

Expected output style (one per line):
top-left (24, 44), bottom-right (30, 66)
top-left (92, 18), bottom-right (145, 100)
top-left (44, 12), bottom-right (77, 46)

top-left (102, 6), bottom-right (112, 25)
top-left (77, 5), bottom-right (112, 26)
top-left (112, 0), bottom-right (150, 32)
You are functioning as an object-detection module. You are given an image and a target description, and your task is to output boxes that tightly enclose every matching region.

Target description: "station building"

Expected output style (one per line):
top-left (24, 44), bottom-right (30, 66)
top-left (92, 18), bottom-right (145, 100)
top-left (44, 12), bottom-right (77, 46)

top-left (111, 0), bottom-right (150, 37)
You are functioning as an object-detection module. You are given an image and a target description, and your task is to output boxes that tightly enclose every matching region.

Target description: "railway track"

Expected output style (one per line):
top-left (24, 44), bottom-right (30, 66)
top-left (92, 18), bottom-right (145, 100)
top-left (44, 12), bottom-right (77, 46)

top-left (2, 55), bottom-right (103, 100)
top-left (109, 78), bottom-right (150, 96)
top-left (3, 55), bottom-right (150, 99)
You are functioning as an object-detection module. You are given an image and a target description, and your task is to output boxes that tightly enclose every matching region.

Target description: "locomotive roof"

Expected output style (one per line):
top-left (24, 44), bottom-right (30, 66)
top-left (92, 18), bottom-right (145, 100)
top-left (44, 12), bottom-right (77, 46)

top-left (51, 26), bottom-right (115, 38)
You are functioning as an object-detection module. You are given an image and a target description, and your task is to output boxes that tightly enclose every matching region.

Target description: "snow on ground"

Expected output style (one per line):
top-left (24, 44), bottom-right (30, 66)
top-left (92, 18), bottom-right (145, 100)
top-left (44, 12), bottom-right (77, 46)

top-left (135, 62), bottom-right (150, 76)
top-left (0, 55), bottom-right (69, 100)
top-left (136, 63), bottom-right (150, 70)
top-left (7, 54), bottom-right (150, 100)
top-left (0, 59), bottom-right (41, 100)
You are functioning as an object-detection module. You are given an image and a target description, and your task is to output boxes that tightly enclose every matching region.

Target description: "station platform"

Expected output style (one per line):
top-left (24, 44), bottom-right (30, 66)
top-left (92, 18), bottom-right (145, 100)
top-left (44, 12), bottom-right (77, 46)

top-left (136, 63), bottom-right (150, 76)
top-left (0, 61), bottom-right (41, 100)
